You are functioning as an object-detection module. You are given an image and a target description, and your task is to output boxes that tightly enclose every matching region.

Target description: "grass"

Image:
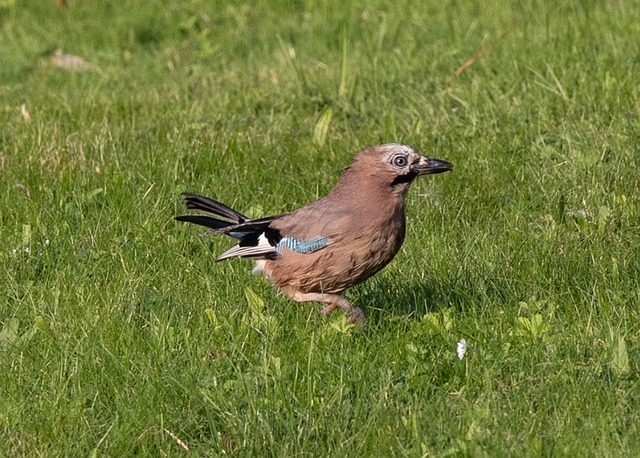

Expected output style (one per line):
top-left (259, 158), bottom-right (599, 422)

top-left (1, 0), bottom-right (639, 455)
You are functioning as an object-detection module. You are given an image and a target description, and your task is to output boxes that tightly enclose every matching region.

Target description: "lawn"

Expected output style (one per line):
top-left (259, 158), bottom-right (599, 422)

top-left (1, 0), bottom-right (639, 455)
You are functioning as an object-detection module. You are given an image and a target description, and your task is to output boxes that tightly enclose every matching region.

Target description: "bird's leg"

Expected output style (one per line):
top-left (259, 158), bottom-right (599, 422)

top-left (292, 292), bottom-right (366, 327)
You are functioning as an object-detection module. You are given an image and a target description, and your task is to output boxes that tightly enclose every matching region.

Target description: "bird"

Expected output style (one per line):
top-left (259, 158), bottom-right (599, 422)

top-left (176, 143), bottom-right (452, 326)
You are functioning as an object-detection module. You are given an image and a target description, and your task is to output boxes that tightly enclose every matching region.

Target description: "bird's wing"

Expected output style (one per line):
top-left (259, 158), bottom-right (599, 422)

top-left (215, 217), bottom-right (334, 261)
top-left (178, 194), bottom-right (349, 261)
top-left (215, 202), bottom-right (348, 261)
top-left (271, 198), bottom-right (355, 242)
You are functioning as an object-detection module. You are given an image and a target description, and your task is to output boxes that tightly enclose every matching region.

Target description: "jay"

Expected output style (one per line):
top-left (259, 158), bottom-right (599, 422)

top-left (176, 144), bottom-right (452, 325)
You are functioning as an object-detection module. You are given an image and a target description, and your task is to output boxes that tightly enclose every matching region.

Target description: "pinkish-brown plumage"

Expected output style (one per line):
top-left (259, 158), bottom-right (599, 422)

top-left (176, 144), bottom-right (452, 325)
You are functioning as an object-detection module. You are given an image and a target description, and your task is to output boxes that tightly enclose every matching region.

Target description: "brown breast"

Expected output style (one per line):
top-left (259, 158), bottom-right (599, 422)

top-left (263, 198), bottom-right (406, 297)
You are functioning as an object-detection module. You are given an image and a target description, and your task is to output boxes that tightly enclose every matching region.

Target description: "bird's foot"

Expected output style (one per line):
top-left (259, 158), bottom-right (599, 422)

top-left (345, 306), bottom-right (366, 327)
top-left (318, 303), bottom-right (365, 327)
top-left (293, 292), bottom-right (366, 327)
top-left (318, 303), bottom-right (338, 316)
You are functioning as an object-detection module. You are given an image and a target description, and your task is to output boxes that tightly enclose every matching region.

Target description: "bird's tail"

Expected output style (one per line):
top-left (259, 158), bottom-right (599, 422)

top-left (175, 193), bottom-right (250, 236)
top-left (176, 192), bottom-right (281, 261)
top-left (176, 192), bottom-right (277, 238)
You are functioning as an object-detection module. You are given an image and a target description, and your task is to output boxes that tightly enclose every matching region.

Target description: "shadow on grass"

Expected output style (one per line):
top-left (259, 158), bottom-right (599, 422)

top-left (351, 277), bottom-right (454, 321)
top-left (354, 269), bottom-right (516, 322)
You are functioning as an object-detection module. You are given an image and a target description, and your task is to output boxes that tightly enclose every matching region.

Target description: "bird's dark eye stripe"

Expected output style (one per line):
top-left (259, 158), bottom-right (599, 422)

top-left (391, 154), bottom-right (408, 168)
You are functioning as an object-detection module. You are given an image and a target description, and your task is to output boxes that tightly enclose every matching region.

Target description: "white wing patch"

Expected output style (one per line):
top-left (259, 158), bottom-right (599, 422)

top-left (216, 233), bottom-right (275, 261)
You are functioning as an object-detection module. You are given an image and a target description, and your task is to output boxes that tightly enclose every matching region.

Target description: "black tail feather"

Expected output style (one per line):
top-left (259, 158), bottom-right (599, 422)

top-left (174, 215), bottom-right (233, 232)
top-left (177, 193), bottom-right (279, 241)
top-left (181, 193), bottom-right (249, 224)
top-left (176, 192), bottom-right (284, 259)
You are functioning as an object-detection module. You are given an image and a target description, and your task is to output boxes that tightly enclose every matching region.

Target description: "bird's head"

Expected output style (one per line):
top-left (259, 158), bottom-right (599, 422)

top-left (347, 144), bottom-right (453, 193)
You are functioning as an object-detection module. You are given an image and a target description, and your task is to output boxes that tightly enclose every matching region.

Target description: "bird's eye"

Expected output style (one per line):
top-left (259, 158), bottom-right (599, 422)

top-left (391, 154), bottom-right (408, 168)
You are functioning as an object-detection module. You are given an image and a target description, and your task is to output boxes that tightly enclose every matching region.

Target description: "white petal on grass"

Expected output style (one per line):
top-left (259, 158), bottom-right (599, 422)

top-left (456, 338), bottom-right (467, 360)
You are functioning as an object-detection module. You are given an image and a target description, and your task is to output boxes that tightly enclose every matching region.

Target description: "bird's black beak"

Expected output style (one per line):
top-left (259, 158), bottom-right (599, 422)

top-left (412, 156), bottom-right (454, 175)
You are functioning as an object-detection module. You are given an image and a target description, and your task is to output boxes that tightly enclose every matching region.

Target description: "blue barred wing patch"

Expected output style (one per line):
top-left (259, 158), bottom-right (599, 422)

top-left (275, 236), bottom-right (330, 255)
